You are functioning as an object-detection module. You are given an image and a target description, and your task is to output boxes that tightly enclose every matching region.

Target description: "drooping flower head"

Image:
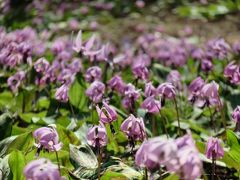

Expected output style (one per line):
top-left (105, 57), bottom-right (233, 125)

top-left (144, 82), bottom-right (157, 97)
top-left (84, 66), bottom-right (102, 83)
top-left (7, 71), bottom-right (26, 92)
top-left (87, 124), bottom-right (108, 148)
top-left (121, 114), bottom-right (146, 141)
top-left (201, 59), bottom-right (213, 72)
top-left (157, 82), bottom-right (176, 100)
top-left (24, 158), bottom-right (63, 180)
top-left (96, 101), bottom-right (117, 124)
top-left (34, 57), bottom-right (50, 73)
top-left (122, 83), bottom-right (141, 109)
top-left (141, 96), bottom-right (161, 114)
top-left (167, 70), bottom-right (182, 90)
top-left (86, 81), bottom-right (105, 103)
top-left (132, 64), bottom-right (149, 81)
top-left (188, 76), bottom-right (205, 104)
top-left (224, 62), bottom-right (240, 85)
top-left (232, 106), bottom-right (240, 123)
top-left (205, 137), bottom-right (224, 159)
top-left (55, 84), bottom-right (69, 103)
top-left (200, 81), bottom-right (219, 107)
top-left (107, 74), bottom-right (126, 95)
top-left (33, 126), bottom-right (63, 152)
top-left (206, 38), bottom-right (230, 60)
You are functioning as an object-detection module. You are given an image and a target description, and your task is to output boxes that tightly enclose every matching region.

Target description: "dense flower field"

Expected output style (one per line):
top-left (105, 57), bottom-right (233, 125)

top-left (1, 1), bottom-right (240, 180)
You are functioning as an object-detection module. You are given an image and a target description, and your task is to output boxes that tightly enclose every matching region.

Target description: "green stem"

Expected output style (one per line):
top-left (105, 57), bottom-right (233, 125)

top-left (98, 149), bottom-right (102, 180)
top-left (55, 151), bottom-right (61, 175)
top-left (217, 96), bottom-right (227, 136)
top-left (152, 115), bottom-right (157, 137)
top-left (174, 98), bottom-right (181, 136)
top-left (145, 167), bottom-right (148, 180)
top-left (208, 105), bottom-right (216, 133)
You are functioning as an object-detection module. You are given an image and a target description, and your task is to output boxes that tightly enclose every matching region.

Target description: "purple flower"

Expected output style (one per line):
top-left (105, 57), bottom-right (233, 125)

top-left (34, 57), bottom-right (50, 73)
top-left (87, 124), bottom-right (107, 148)
top-left (224, 62), bottom-right (237, 79)
top-left (57, 69), bottom-right (75, 85)
top-left (122, 83), bottom-right (140, 109)
top-left (157, 82), bottom-right (176, 99)
top-left (55, 84), bottom-right (69, 103)
top-left (132, 65), bottom-right (149, 81)
top-left (121, 114), bottom-right (146, 141)
top-left (107, 75), bottom-right (125, 95)
top-left (232, 42), bottom-right (240, 54)
top-left (33, 126), bottom-right (63, 152)
top-left (207, 38), bottom-right (230, 59)
top-left (68, 58), bottom-right (82, 73)
top-left (96, 101), bottom-right (117, 124)
top-left (201, 59), bottom-right (213, 72)
top-left (141, 96), bottom-right (161, 114)
top-left (144, 82), bottom-right (157, 97)
top-left (201, 81), bottom-right (219, 107)
top-left (73, 30), bottom-right (83, 53)
top-left (167, 70), bottom-right (182, 90)
top-left (86, 81), bottom-right (105, 103)
top-left (7, 71), bottom-right (25, 92)
top-left (84, 66), bottom-right (102, 83)
top-left (191, 48), bottom-right (204, 60)
top-left (205, 137), bottom-right (224, 159)
top-left (188, 77), bottom-right (205, 103)
top-left (232, 106), bottom-right (240, 123)
top-left (24, 158), bottom-right (63, 180)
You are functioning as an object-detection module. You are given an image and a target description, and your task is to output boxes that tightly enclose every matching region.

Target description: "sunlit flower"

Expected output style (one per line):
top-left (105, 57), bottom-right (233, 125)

top-left (55, 84), bottom-right (69, 103)
top-left (87, 124), bottom-right (108, 148)
top-left (86, 81), bottom-right (105, 103)
top-left (205, 137), bottom-right (224, 159)
top-left (96, 101), bottom-right (117, 124)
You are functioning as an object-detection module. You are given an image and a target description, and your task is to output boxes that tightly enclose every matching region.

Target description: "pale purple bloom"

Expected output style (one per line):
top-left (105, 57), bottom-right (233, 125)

top-left (167, 70), bottom-right (182, 90)
top-left (122, 83), bottom-right (140, 109)
top-left (232, 106), bottom-right (240, 123)
top-left (86, 81), bottom-right (105, 103)
top-left (144, 82), bottom-right (157, 97)
top-left (191, 48), bottom-right (204, 60)
top-left (132, 65), bottom-right (149, 80)
top-left (87, 124), bottom-right (107, 148)
top-left (7, 71), bottom-right (25, 92)
top-left (141, 96), bottom-right (161, 114)
top-left (205, 137), bottom-right (224, 159)
top-left (72, 30), bottom-right (83, 53)
top-left (24, 158), bottom-right (63, 180)
top-left (55, 84), bottom-right (69, 103)
top-left (158, 82), bottom-right (176, 99)
top-left (188, 77), bottom-right (205, 103)
top-left (201, 81), bottom-right (219, 107)
top-left (232, 42), bottom-right (240, 54)
top-left (57, 69), bottom-right (75, 85)
top-left (84, 66), bottom-right (102, 83)
top-left (68, 58), bottom-right (82, 73)
top-left (201, 59), bottom-right (213, 72)
top-left (33, 127), bottom-right (63, 152)
top-left (107, 75), bottom-right (125, 94)
top-left (121, 114), bottom-right (146, 141)
top-left (207, 38), bottom-right (230, 59)
top-left (96, 101), bottom-right (117, 124)
top-left (224, 62), bottom-right (240, 84)
top-left (135, 0), bottom-right (145, 8)
top-left (34, 57), bottom-right (50, 73)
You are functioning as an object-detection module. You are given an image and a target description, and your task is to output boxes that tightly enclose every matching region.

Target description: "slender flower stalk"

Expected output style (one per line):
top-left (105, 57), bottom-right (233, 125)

top-left (145, 167), bottom-right (148, 180)
top-left (55, 150), bottom-right (61, 175)
top-left (217, 96), bottom-right (227, 135)
top-left (174, 98), bottom-right (181, 136)
top-left (97, 148), bottom-right (102, 180)
top-left (207, 105), bottom-right (216, 133)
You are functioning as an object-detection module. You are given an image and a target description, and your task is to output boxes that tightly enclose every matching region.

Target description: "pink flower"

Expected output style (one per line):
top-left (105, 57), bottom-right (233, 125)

top-left (107, 75), bottom-right (125, 95)
top-left (141, 96), bottom-right (161, 114)
top-left (205, 137), bottom-right (224, 159)
top-left (33, 127), bottom-right (63, 152)
top-left (55, 84), bottom-right (69, 103)
top-left (34, 57), bottom-right (50, 73)
top-left (157, 82), bottom-right (176, 99)
top-left (232, 106), bottom-right (240, 123)
top-left (122, 83), bottom-right (140, 109)
top-left (188, 77), bottom-right (205, 104)
top-left (144, 82), bottom-right (157, 97)
top-left (96, 102), bottom-right (117, 124)
top-left (121, 114), bottom-right (146, 141)
top-left (167, 70), bottom-right (182, 90)
top-left (132, 65), bottom-right (149, 80)
top-left (201, 59), bottom-right (213, 72)
top-left (201, 81), bottom-right (219, 107)
top-left (7, 71), bottom-right (25, 92)
top-left (224, 61), bottom-right (238, 79)
top-left (24, 158), bottom-right (63, 180)
top-left (86, 81), bottom-right (105, 103)
top-left (84, 66), bottom-right (102, 83)
top-left (87, 124), bottom-right (107, 148)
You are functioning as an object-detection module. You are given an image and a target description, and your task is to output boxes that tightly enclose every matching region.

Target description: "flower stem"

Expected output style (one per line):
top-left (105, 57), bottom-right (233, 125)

top-left (174, 98), bottom-right (181, 136)
top-left (152, 115), bottom-right (157, 136)
top-left (217, 96), bottom-right (227, 136)
top-left (97, 148), bottom-right (102, 180)
top-left (144, 167), bottom-right (148, 180)
top-left (157, 106), bottom-right (169, 138)
top-left (55, 151), bottom-right (61, 176)
top-left (208, 105), bottom-right (216, 133)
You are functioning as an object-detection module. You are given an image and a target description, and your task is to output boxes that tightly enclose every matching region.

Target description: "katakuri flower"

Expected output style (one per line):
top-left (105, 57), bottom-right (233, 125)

top-left (87, 124), bottom-right (108, 148)
top-left (205, 137), bottom-right (224, 159)
top-left (96, 101), bottom-right (117, 124)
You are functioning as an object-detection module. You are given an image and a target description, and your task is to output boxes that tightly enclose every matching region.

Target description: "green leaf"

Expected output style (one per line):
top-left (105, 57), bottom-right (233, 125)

top-left (0, 112), bottom-right (13, 140)
top-left (8, 150), bottom-right (26, 180)
top-left (7, 131), bottom-right (34, 153)
top-left (69, 144), bottom-right (98, 169)
top-left (0, 136), bottom-right (17, 157)
top-left (0, 91), bottom-right (13, 110)
top-left (101, 171), bottom-right (127, 180)
top-left (69, 76), bottom-right (88, 111)
top-left (19, 111), bottom-right (47, 124)
top-left (0, 155), bottom-right (10, 180)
